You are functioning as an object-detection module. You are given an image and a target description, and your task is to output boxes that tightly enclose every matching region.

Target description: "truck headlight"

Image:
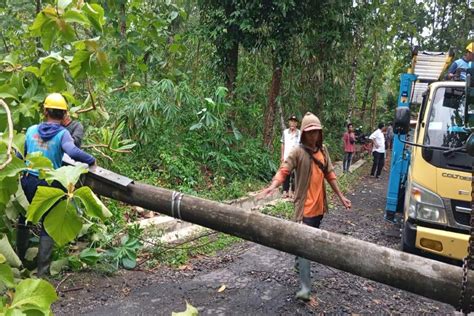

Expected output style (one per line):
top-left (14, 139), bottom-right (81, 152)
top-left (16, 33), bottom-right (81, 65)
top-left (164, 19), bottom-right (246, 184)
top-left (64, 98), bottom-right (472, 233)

top-left (407, 182), bottom-right (447, 224)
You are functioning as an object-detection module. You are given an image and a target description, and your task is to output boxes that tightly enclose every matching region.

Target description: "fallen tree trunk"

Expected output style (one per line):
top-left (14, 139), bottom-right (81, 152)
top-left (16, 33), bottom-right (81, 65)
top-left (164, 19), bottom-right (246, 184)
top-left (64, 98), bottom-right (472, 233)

top-left (83, 170), bottom-right (473, 309)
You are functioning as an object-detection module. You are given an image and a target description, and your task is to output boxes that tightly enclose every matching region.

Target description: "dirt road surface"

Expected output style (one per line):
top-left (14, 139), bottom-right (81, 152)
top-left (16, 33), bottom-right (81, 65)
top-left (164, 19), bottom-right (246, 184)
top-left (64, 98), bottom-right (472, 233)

top-left (53, 166), bottom-right (456, 315)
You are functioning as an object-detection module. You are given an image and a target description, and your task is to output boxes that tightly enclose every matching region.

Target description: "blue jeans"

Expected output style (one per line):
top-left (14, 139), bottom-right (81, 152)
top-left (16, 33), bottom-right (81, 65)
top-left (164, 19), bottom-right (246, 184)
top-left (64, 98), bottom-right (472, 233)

top-left (343, 152), bottom-right (353, 172)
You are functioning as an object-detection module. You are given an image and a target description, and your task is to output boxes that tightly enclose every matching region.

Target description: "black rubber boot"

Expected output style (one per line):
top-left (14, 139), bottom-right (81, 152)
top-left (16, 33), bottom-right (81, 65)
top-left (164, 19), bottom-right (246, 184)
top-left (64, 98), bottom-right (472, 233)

top-left (37, 235), bottom-right (54, 277)
top-left (16, 226), bottom-right (30, 262)
top-left (295, 257), bottom-right (311, 301)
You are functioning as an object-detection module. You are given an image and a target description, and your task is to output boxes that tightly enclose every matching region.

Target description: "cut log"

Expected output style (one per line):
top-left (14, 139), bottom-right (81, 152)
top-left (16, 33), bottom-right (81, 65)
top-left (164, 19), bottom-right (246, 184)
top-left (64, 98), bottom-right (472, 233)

top-left (83, 171), bottom-right (473, 309)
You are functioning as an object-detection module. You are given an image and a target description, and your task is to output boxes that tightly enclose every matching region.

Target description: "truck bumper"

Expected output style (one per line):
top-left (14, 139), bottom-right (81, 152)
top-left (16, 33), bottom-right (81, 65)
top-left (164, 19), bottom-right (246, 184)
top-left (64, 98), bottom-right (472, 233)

top-left (404, 221), bottom-right (469, 260)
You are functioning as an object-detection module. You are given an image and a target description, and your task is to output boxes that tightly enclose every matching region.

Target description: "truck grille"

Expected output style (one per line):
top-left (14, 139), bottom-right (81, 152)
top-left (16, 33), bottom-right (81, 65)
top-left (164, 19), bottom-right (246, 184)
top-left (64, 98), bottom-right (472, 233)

top-left (452, 200), bottom-right (472, 226)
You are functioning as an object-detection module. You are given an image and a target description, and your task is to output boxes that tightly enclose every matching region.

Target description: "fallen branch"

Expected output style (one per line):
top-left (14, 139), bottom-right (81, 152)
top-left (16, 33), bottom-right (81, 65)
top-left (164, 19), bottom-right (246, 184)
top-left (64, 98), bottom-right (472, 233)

top-left (60, 286), bottom-right (83, 293)
top-left (82, 143), bottom-right (132, 154)
top-left (55, 273), bottom-right (71, 291)
top-left (76, 77), bottom-right (97, 114)
top-left (0, 99), bottom-right (13, 170)
top-left (91, 146), bottom-right (113, 162)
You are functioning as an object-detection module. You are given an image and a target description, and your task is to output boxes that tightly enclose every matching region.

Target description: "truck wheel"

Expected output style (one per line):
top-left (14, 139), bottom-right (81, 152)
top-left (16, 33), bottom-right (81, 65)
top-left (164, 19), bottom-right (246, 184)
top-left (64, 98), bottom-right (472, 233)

top-left (400, 224), bottom-right (420, 255)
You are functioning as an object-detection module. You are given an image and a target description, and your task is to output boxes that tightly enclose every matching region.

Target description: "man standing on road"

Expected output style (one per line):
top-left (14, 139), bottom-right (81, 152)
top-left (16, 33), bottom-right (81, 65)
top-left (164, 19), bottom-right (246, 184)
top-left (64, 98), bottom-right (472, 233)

top-left (280, 115), bottom-right (301, 198)
top-left (259, 112), bottom-right (351, 302)
top-left (18, 93), bottom-right (96, 277)
top-left (369, 122), bottom-right (385, 178)
top-left (342, 123), bottom-right (356, 173)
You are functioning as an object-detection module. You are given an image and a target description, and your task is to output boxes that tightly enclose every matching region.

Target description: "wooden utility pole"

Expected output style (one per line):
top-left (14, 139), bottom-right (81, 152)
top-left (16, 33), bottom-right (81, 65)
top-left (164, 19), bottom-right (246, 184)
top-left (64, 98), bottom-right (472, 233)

top-left (83, 168), bottom-right (474, 310)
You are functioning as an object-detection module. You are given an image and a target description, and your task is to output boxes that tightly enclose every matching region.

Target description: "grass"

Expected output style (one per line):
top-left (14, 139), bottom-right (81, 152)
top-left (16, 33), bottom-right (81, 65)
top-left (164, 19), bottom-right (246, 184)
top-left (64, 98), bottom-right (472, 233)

top-left (260, 201), bottom-right (294, 220)
top-left (143, 231), bottom-right (242, 268)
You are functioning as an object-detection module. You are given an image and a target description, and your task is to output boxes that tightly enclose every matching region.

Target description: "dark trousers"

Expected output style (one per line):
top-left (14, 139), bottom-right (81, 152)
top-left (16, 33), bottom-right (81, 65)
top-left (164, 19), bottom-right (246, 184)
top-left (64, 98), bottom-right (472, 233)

top-left (370, 152), bottom-right (385, 177)
top-left (295, 215), bottom-right (323, 267)
top-left (282, 171), bottom-right (295, 192)
top-left (303, 215), bottom-right (323, 228)
top-left (343, 152), bottom-right (353, 172)
top-left (20, 175), bottom-right (64, 237)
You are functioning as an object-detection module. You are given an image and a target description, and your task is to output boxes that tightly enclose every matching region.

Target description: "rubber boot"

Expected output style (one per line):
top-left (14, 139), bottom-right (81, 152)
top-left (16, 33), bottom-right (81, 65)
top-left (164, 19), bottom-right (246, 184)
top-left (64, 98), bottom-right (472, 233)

top-left (16, 226), bottom-right (30, 262)
top-left (295, 257), bottom-right (311, 301)
top-left (37, 235), bottom-right (54, 277)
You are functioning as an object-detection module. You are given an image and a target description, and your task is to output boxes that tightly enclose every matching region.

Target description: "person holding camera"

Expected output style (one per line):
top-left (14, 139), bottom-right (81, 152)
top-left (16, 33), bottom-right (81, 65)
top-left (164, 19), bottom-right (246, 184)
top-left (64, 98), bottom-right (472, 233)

top-left (342, 123), bottom-right (356, 173)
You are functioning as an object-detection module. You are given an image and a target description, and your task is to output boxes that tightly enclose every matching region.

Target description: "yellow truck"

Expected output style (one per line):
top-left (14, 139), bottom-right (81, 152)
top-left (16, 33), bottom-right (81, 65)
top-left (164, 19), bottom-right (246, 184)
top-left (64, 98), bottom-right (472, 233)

top-left (387, 49), bottom-right (473, 262)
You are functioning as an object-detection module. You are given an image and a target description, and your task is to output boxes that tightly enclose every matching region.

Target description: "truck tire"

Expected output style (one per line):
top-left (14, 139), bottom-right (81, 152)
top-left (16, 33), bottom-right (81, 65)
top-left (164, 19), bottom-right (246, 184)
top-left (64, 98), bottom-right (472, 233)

top-left (400, 223), bottom-right (420, 255)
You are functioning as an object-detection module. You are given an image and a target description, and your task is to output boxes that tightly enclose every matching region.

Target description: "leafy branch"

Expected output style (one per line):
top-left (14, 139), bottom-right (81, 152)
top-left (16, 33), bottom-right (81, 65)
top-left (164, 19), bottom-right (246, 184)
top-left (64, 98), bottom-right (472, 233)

top-left (0, 99), bottom-right (13, 170)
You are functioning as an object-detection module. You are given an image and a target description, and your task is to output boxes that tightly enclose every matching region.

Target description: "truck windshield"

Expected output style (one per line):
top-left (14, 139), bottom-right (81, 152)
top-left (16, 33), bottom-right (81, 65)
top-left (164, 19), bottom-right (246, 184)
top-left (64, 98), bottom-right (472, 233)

top-left (424, 87), bottom-right (472, 149)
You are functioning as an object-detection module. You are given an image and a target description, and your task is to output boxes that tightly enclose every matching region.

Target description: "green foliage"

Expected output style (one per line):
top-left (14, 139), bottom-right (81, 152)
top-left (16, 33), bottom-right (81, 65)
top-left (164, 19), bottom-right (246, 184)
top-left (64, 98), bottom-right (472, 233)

top-left (26, 164), bottom-right (112, 246)
top-left (260, 201), bottom-right (293, 220)
top-left (0, 240), bottom-right (57, 315)
top-left (148, 232), bottom-right (241, 268)
top-left (104, 234), bottom-right (141, 270)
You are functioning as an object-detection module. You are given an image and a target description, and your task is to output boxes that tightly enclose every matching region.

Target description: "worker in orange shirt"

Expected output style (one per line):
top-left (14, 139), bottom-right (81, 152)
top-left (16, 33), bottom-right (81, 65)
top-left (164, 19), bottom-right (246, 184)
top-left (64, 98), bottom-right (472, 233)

top-left (259, 112), bottom-right (351, 302)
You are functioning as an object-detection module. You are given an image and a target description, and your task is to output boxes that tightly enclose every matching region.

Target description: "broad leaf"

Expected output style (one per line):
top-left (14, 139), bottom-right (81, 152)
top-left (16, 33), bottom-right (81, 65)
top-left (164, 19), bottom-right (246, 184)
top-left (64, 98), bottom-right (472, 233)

top-left (0, 132), bottom-right (24, 157)
top-left (50, 258), bottom-right (68, 276)
top-left (0, 263), bottom-right (14, 288)
top-left (58, 0), bottom-right (73, 10)
top-left (23, 66), bottom-right (40, 77)
top-left (79, 248), bottom-right (101, 265)
top-left (26, 187), bottom-right (65, 224)
top-left (40, 19), bottom-right (59, 51)
top-left (0, 156), bottom-right (25, 178)
top-left (25, 153), bottom-right (53, 171)
top-left (0, 235), bottom-right (21, 268)
top-left (10, 279), bottom-right (57, 310)
top-left (30, 12), bottom-right (49, 34)
top-left (5, 186), bottom-right (29, 221)
top-left (0, 176), bottom-right (17, 206)
top-left (82, 3), bottom-right (105, 32)
top-left (73, 187), bottom-right (111, 220)
top-left (41, 164), bottom-right (88, 192)
top-left (44, 200), bottom-right (82, 246)
top-left (63, 9), bottom-right (90, 24)
top-left (121, 257), bottom-right (136, 270)
top-left (69, 50), bottom-right (92, 79)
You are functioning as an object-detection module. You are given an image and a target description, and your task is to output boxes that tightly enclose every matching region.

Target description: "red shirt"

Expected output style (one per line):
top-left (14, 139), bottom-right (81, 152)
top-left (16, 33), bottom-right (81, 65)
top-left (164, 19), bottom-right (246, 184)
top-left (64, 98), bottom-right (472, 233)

top-left (343, 132), bottom-right (355, 153)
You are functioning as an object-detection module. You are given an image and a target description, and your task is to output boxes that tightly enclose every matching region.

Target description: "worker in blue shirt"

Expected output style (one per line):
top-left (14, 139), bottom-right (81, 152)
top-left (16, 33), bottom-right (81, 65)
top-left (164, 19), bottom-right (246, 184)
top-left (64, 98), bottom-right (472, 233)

top-left (447, 42), bottom-right (473, 80)
top-left (17, 93), bottom-right (96, 277)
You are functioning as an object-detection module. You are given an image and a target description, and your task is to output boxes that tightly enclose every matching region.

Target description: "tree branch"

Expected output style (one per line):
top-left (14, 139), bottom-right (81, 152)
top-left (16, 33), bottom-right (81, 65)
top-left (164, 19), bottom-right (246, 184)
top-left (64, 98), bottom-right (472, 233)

top-left (0, 99), bottom-right (13, 170)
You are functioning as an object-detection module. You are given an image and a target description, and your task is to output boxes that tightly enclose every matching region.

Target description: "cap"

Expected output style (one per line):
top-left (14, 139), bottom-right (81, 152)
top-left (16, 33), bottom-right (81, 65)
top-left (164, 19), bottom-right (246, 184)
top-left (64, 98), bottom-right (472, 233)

top-left (288, 115), bottom-right (298, 122)
top-left (301, 112), bottom-right (322, 132)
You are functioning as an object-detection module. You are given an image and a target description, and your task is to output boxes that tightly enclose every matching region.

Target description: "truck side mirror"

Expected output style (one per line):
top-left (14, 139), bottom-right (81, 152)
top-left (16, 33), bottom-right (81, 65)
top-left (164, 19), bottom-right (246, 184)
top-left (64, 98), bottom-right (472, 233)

top-left (394, 107), bottom-right (410, 135)
top-left (466, 133), bottom-right (474, 157)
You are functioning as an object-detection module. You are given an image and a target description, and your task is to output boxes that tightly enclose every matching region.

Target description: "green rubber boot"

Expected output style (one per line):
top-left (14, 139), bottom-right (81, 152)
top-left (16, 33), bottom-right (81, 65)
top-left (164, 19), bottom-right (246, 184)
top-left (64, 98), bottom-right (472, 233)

top-left (295, 257), bottom-right (311, 301)
top-left (37, 235), bottom-right (54, 277)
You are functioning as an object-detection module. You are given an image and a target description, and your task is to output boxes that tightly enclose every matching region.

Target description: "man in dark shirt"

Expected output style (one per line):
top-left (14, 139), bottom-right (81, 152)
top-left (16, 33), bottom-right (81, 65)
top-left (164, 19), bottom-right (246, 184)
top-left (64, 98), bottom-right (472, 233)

top-left (62, 113), bottom-right (84, 148)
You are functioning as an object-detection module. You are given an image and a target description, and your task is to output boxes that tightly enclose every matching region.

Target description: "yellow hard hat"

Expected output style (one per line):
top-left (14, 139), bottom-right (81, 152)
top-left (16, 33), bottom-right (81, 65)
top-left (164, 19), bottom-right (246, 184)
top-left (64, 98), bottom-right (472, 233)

top-left (44, 93), bottom-right (68, 110)
top-left (467, 42), bottom-right (474, 53)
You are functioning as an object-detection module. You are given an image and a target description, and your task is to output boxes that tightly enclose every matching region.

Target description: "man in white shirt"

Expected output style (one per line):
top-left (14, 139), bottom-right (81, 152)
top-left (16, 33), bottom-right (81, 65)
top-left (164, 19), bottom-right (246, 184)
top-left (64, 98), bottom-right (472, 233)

top-left (280, 115), bottom-right (301, 197)
top-left (369, 122), bottom-right (385, 178)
